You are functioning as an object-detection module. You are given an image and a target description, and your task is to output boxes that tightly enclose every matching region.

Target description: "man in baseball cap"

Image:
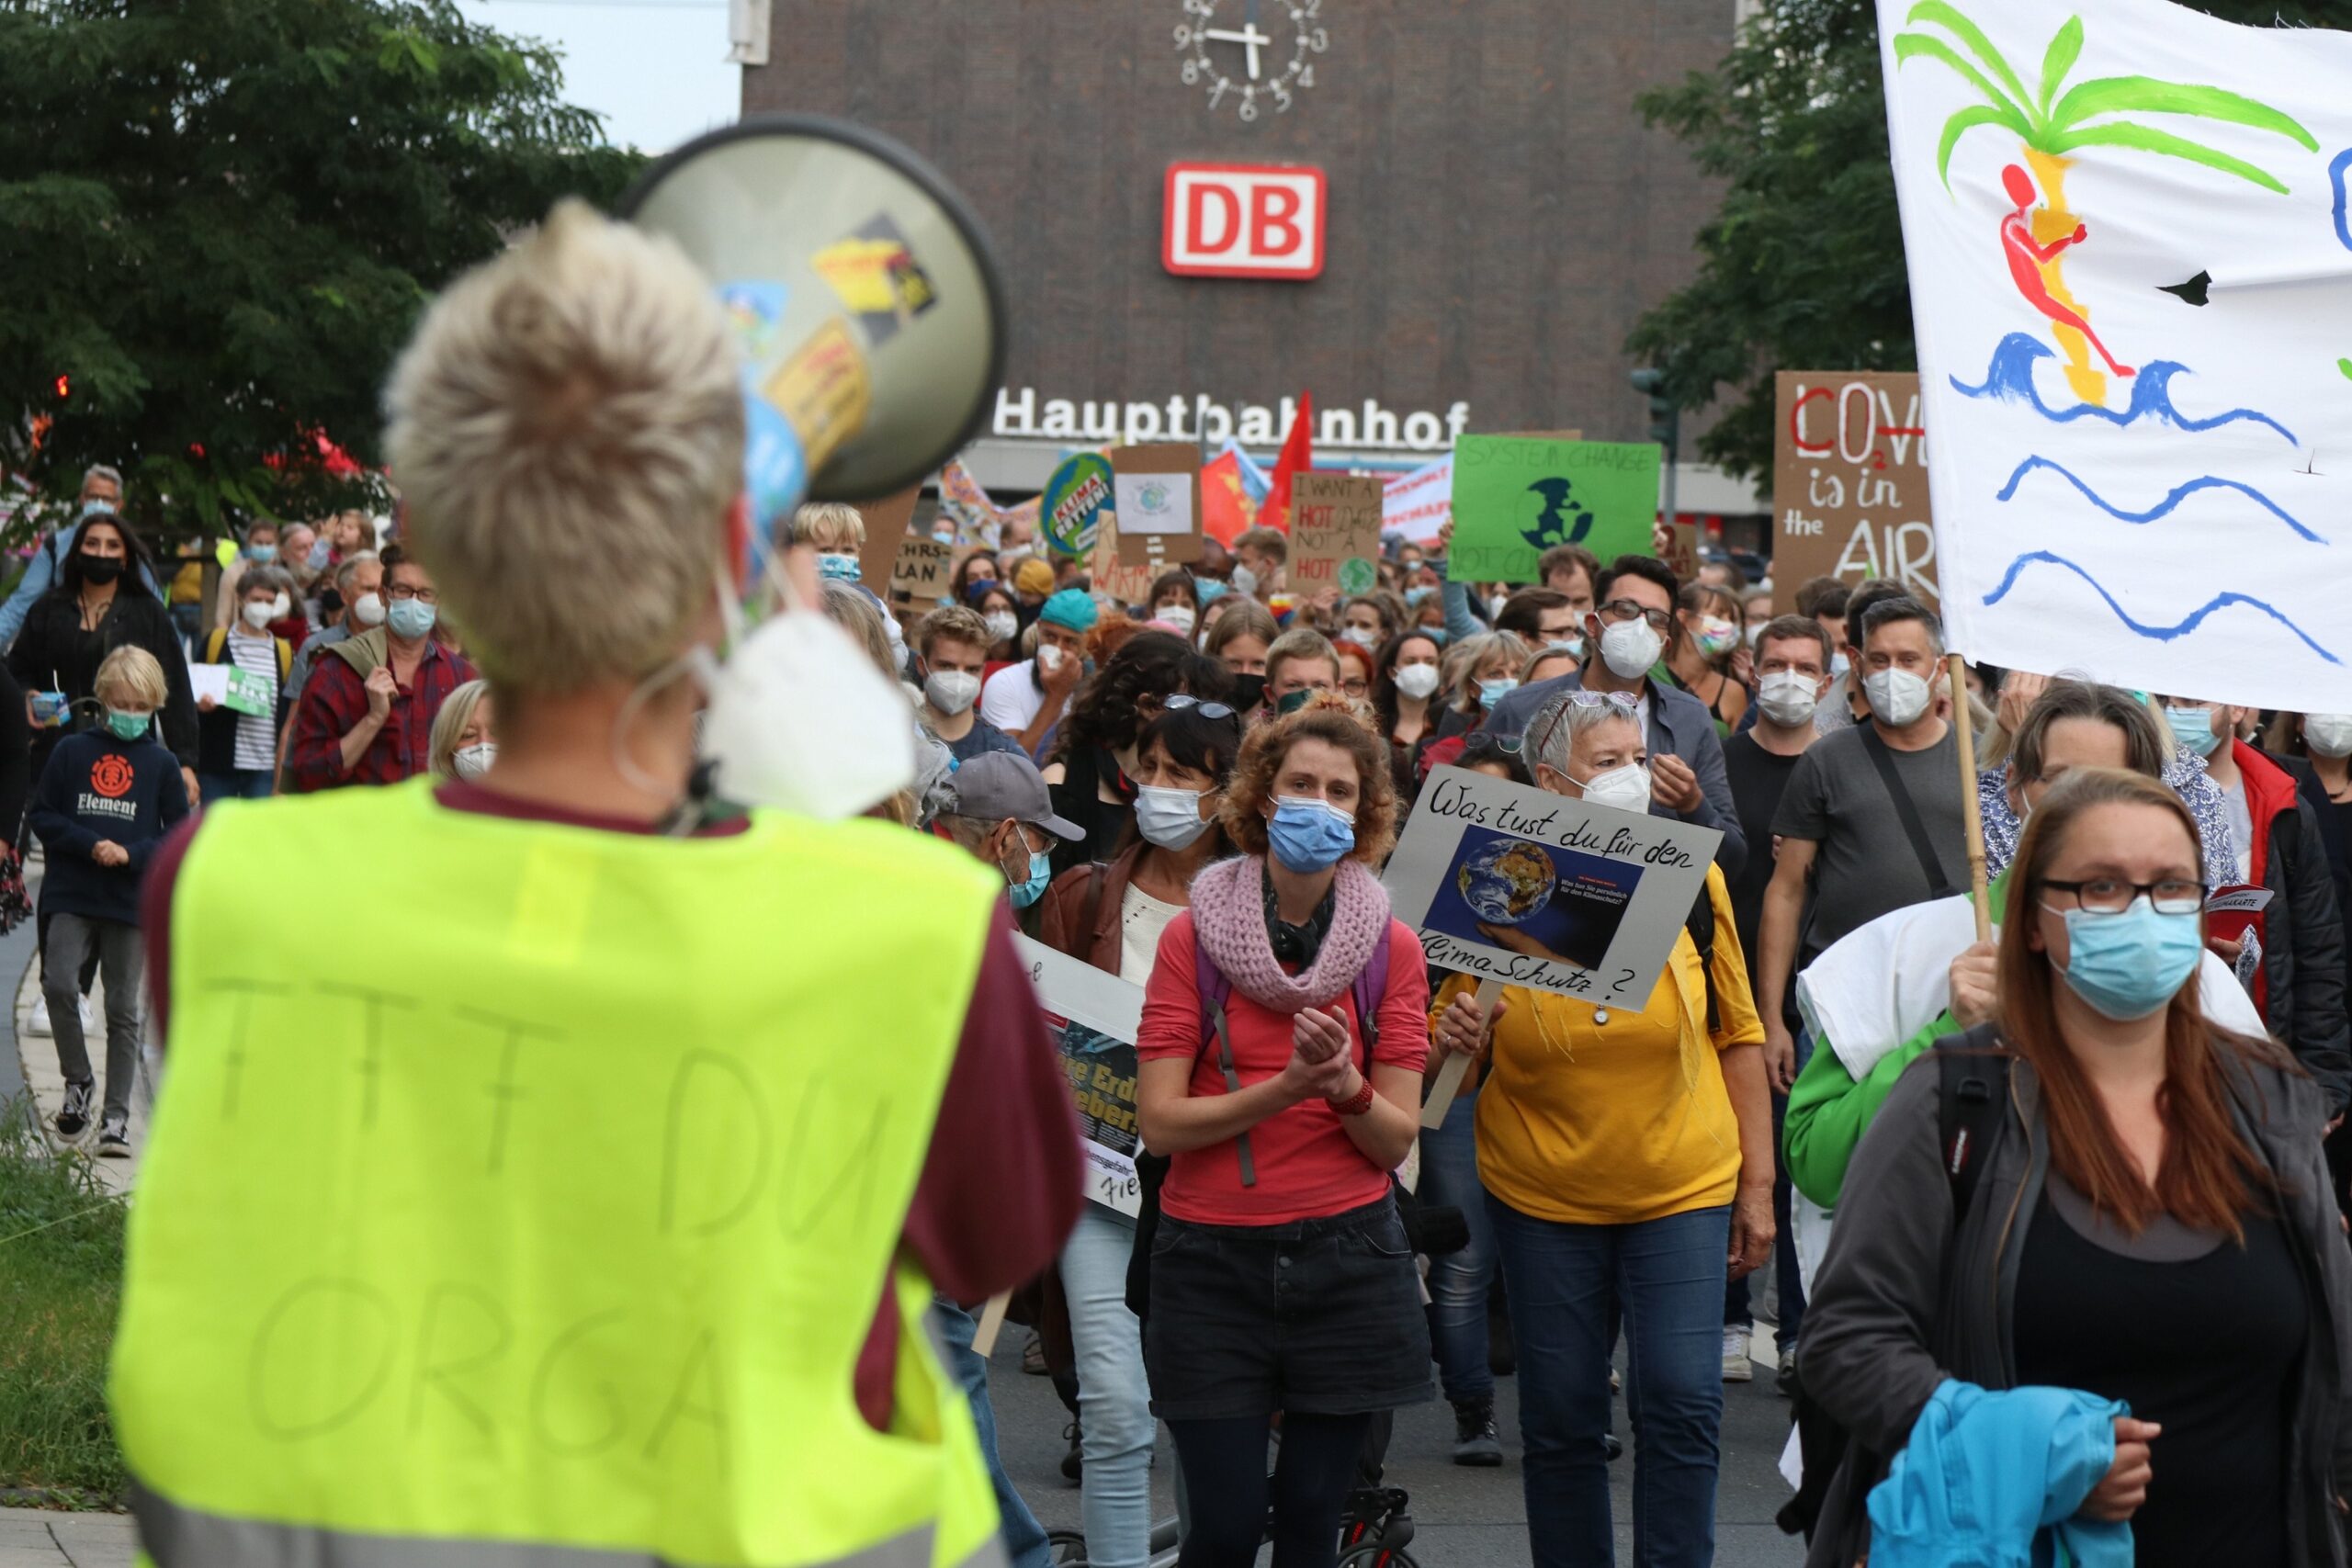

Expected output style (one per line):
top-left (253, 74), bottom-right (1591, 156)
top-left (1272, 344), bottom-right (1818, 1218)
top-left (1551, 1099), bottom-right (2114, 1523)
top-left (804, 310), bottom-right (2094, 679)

top-left (940, 750), bottom-right (1085, 914)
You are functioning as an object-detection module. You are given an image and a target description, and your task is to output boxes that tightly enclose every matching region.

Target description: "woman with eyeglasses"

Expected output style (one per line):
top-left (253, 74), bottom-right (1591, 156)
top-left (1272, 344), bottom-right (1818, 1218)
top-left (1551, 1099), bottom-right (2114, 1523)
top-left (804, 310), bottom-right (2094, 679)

top-left (1135, 704), bottom-right (1432, 1568)
top-left (1369, 630), bottom-right (1445, 808)
top-left (1430, 687), bottom-right (1774, 1568)
top-left (1802, 766), bottom-right (2352, 1568)
top-left (1043, 631), bottom-right (1237, 874)
top-left (1333, 637), bottom-right (1374, 705)
top-left (1035, 695), bottom-right (1246, 1568)
top-left (1660, 582), bottom-right (1748, 737)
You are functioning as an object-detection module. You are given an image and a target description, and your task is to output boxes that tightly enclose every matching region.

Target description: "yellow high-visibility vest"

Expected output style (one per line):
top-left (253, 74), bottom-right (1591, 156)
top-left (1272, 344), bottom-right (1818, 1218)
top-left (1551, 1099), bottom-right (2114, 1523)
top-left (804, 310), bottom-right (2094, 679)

top-left (111, 780), bottom-right (1005, 1568)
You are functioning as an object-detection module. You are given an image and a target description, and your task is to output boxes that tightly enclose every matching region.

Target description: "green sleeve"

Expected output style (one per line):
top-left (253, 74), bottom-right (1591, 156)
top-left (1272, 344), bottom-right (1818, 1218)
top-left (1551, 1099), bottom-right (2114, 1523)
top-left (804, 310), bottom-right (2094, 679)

top-left (1783, 1009), bottom-right (1963, 1210)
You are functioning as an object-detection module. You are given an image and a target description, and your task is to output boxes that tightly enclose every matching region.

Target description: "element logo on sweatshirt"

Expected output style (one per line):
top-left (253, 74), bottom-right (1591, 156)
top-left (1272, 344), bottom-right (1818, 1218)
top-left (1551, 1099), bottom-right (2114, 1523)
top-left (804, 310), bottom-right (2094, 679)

top-left (89, 754), bottom-right (133, 800)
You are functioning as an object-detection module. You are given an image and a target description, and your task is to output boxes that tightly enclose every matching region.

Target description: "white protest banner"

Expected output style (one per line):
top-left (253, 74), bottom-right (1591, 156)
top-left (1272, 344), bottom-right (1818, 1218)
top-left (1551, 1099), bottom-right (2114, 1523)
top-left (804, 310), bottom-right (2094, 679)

top-left (1383, 456), bottom-right (1452, 546)
top-left (1384, 764), bottom-right (1723, 1123)
top-left (1015, 935), bottom-right (1148, 1218)
top-left (1880, 0), bottom-right (2352, 710)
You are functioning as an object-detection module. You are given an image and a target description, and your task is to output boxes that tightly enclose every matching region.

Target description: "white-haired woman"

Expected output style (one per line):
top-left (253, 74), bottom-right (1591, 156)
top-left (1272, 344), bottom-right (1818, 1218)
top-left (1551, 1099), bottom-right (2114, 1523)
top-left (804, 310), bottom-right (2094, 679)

top-left (427, 679), bottom-right (497, 783)
top-left (1430, 629), bottom-right (1532, 743)
top-left (1430, 689), bottom-right (1775, 1568)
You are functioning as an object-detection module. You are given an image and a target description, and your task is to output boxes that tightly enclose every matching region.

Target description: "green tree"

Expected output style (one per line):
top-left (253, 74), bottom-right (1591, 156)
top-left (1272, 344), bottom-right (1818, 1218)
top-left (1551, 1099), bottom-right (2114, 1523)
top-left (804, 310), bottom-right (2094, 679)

top-left (0, 0), bottom-right (644, 538)
top-left (1627, 0), bottom-right (2333, 482)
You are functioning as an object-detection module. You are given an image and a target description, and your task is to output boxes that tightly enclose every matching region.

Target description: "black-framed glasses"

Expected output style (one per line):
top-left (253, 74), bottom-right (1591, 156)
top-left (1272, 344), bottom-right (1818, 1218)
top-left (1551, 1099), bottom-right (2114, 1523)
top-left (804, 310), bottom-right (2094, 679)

top-left (2042, 877), bottom-right (2207, 917)
top-left (387, 583), bottom-right (439, 604)
top-left (1598, 599), bottom-right (1673, 631)
top-left (1163, 694), bottom-right (1238, 720)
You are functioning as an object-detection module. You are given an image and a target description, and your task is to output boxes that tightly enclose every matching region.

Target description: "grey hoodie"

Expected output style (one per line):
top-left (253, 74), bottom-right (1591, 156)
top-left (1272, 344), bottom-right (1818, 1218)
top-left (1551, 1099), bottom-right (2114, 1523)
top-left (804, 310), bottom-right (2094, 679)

top-left (1802, 1032), bottom-right (2352, 1568)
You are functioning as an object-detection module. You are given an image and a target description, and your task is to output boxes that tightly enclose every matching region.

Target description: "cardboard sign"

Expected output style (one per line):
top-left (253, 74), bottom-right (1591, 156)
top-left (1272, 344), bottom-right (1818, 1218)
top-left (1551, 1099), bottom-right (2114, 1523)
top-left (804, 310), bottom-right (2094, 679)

top-left (1447, 436), bottom-right (1661, 584)
top-left (1290, 473), bottom-right (1384, 596)
top-left (1383, 765), bottom-right (1722, 1009)
top-left (853, 484), bottom-right (923, 592)
top-left (1663, 522), bottom-right (1701, 583)
top-left (1770, 372), bottom-right (1936, 607)
top-left (888, 537), bottom-right (955, 604)
top-left (1015, 936), bottom-right (1147, 1218)
top-left (1091, 518), bottom-right (1161, 609)
top-left (1111, 444), bottom-right (1204, 568)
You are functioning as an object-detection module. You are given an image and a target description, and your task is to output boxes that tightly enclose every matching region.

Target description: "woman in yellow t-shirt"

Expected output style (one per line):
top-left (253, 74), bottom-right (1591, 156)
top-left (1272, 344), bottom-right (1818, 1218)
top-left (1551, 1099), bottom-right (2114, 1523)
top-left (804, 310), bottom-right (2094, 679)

top-left (1430, 688), bottom-right (1774, 1568)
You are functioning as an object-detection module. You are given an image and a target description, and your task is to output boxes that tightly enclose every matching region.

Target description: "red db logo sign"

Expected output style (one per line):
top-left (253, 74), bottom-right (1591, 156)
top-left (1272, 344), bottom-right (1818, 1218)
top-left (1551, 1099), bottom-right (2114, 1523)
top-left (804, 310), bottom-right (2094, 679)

top-left (1162, 164), bottom-right (1327, 280)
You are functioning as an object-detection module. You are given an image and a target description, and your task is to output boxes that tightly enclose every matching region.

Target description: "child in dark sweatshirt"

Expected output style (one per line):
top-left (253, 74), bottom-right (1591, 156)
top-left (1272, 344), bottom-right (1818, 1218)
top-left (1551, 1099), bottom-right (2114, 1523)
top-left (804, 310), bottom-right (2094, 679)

top-left (29, 645), bottom-right (189, 1153)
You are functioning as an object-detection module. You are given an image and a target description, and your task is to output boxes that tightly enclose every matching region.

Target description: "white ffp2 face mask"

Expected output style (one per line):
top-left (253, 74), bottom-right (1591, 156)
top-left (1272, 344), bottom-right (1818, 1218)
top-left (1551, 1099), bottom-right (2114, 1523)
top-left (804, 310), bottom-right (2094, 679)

top-left (924, 669), bottom-right (981, 717)
top-left (1573, 761), bottom-right (1652, 814)
top-left (984, 610), bottom-right (1019, 646)
top-left (1156, 604), bottom-right (1197, 637)
top-left (1756, 671), bottom-right (1822, 728)
top-left (1863, 667), bottom-right (1934, 728)
top-left (2305, 713), bottom-right (2352, 759)
top-left (696, 604), bottom-right (915, 820)
top-left (1394, 664), bottom-right (1442, 702)
top-left (1598, 618), bottom-right (1664, 680)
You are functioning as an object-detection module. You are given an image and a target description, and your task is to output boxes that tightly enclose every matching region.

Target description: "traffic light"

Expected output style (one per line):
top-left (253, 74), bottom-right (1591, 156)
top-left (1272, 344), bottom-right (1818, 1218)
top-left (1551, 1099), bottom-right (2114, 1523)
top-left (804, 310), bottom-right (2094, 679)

top-left (1630, 367), bottom-right (1679, 525)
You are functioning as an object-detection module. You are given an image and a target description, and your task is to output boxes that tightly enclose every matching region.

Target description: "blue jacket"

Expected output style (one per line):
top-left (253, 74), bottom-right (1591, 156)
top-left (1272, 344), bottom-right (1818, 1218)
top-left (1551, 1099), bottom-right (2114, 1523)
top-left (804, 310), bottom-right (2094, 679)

top-left (1482, 666), bottom-right (1747, 879)
top-left (1867, 1380), bottom-right (2132, 1568)
top-left (29, 728), bottom-right (191, 927)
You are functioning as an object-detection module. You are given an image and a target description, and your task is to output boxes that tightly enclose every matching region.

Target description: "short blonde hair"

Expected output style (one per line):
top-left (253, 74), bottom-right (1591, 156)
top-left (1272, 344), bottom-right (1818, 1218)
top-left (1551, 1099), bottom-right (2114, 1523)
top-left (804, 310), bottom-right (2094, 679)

top-left (94, 646), bottom-right (167, 710)
top-left (791, 502), bottom-right (866, 551)
top-left (428, 679), bottom-right (493, 781)
top-left (1265, 626), bottom-right (1341, 687)
top-left (384, 198), bottom-right (743, 694)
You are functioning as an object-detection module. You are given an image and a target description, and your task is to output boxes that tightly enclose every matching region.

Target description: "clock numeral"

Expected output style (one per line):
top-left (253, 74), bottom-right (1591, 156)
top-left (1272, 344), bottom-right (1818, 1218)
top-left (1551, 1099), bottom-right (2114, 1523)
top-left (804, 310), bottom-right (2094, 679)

top-left (1272, 82), bottom-right (1293, 110)
top-left (1303, 0), bottom-right (1321, 14)
top-left (1181, 58), bottom-right (1200, 85)
top-left (1184, 0), bottom-right (1214, 14)
top-left (1239, 96), bottom-right (1258, 121)
top-left (1173, 24), bottom-right (1192, 45)
top-left (1308, 27), bottom-right (1329, 51)
top-left (1298, 63), bottom-right (1315, 88)
top-left (1208, 78), bottom-right (1229, 107)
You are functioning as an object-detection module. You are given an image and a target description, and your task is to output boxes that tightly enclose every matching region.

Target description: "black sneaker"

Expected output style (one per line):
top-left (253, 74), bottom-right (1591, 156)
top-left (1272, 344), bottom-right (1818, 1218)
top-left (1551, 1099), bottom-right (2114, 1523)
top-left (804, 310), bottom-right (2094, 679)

top-left (97, 1111), bottom-right (130, 1158)
top-left (1451, 1398), bottom-right (1503, 1467)
top-left (53, 1079), bottom-right (94, 1139)
top-left (1060, 1419), bottom-right (1083, 1483)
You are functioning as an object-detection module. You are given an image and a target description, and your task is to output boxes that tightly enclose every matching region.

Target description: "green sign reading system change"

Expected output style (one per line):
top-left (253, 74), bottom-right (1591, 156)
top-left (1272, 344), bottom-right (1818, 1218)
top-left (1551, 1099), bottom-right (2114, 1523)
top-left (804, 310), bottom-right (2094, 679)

top-left (1446, 436), bottom-right (1662, 584)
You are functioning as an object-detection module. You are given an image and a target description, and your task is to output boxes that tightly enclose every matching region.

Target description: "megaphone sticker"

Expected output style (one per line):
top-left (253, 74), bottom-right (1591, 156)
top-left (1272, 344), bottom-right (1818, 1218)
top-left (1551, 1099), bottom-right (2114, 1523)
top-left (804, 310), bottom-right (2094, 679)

top-left (812, 214), bottom-right (939, 346)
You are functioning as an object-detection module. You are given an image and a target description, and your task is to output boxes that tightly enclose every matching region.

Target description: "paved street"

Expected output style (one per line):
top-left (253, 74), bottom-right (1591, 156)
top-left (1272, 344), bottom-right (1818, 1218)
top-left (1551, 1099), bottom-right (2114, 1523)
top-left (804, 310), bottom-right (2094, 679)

top-left (989, 1331), bottom-right (1806, 1567)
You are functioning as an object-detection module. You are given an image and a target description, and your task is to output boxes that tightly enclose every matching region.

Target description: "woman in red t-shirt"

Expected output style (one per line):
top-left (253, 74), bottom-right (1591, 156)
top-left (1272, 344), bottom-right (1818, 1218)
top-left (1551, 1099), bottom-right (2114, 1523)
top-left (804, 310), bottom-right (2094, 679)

top-left (1136, 702), bottom-right (1432, 1568)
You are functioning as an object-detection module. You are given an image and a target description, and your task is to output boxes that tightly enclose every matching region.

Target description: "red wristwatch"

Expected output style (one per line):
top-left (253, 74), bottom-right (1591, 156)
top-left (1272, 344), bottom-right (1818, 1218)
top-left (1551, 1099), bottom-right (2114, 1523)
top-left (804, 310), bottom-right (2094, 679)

top-left (1328, 1077), bottom-right (1376, 1117)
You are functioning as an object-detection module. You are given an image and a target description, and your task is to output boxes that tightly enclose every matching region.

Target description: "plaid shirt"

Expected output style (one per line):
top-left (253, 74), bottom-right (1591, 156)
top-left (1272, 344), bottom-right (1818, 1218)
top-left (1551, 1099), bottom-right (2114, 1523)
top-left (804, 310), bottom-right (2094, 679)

top-left (286, 637), bottom-right (475, 792)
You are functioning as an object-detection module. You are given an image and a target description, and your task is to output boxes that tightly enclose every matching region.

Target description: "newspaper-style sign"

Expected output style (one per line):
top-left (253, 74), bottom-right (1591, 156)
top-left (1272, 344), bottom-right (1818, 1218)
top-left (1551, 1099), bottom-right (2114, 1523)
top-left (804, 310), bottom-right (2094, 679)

top-left (1385, 764), bottom-right (1723, 1124)
top-left (1015, 935), bottom-right (1147, 1219)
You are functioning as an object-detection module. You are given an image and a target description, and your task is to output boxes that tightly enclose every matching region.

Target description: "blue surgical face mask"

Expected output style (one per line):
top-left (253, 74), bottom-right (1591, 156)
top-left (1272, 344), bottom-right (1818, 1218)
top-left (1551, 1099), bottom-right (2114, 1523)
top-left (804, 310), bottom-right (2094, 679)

top-left (1005, 843), bottom-right (1053, 908)
top-left (1196, 577), bottom-right (1228, 608)
top-left (1266, 795), bottom-right (1356, 873)
top-left (246, 543), bottom-right (277, 563)
top-left (2165, 704), bottom-right (2223, 757)
top-left (1477, 676), bottom-right (1519, 708)
top-left (1421, 626), bottom-right (1449, 648)
top-left (817, 552), bottom-right (862, 583)
top-left (386, 597), bottom-right (437, 641)
top-left (2045, 897), bottom-right (2203, 1021)
top-left (104, 707), bottom-right (153, 742)
top-left (1405, 585), bottom-right (1436, 607)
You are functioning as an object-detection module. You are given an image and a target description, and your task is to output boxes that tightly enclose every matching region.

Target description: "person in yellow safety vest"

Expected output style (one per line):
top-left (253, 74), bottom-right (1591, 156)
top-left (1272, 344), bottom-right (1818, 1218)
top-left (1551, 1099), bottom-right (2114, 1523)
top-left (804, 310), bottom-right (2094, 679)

top-left (113, 199), bottom-right (1084, 1568)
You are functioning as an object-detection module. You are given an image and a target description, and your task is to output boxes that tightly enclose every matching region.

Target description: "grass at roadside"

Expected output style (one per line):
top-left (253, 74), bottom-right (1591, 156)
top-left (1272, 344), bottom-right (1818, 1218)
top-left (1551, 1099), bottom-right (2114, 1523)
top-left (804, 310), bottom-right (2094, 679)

top-left (0, 1095), bottom-right (126, 1505)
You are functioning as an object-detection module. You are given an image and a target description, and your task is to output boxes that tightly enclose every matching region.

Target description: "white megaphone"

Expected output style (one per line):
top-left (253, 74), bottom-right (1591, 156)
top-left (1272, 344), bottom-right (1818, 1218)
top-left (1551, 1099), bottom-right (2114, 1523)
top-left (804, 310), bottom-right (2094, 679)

top-left (620, 114), bottom-right (1008, 545)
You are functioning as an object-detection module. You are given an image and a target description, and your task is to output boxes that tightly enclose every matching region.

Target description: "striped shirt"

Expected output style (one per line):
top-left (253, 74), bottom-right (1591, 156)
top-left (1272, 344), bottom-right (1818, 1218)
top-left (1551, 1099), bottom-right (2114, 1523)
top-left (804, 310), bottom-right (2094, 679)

top-left (224, 629), bottom-right (280, 773)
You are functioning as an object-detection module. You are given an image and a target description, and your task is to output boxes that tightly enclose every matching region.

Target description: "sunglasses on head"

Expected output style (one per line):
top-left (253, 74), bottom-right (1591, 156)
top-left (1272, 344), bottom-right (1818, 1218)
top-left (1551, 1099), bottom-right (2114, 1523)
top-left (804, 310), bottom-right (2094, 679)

top-left (1162, 694), bottom-right (1238, 720)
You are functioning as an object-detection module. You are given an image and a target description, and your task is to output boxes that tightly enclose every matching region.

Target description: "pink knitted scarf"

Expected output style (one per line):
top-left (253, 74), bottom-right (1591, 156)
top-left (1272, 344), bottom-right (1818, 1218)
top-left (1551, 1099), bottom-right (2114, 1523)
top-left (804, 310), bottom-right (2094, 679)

top-left (1187, 854), bottom-right (1392, 1014)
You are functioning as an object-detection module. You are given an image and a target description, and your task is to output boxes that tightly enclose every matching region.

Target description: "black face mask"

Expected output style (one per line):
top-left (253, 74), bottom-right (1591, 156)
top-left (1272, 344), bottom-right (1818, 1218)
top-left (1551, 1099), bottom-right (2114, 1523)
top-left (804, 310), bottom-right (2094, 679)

top-left (79, 555), bottom-right (124, 585)
top-left (318, 587), bottom-right (345, 619)
top-left (1229, 672), bottom-right (1267, 712)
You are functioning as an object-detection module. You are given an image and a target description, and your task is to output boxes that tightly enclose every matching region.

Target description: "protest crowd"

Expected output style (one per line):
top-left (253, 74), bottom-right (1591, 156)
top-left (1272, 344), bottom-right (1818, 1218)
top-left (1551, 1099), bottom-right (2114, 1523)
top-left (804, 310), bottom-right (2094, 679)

top-left (38, 152), bottom-right (2352, 1568)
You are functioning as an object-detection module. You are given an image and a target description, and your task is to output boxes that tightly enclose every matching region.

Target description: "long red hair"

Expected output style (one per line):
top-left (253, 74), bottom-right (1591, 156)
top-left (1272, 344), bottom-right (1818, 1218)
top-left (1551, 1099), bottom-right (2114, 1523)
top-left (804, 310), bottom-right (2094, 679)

top-left (1996, 767), bottom-right (2286, 1237)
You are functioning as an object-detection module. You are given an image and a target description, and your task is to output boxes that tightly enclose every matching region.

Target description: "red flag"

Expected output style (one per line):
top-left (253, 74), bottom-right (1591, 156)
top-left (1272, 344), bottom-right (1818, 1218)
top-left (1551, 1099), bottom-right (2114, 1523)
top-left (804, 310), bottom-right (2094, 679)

top-left (1263, 391), bottom-right (1315, 533)
top-left (1202, 447), bottom-right (1259, 547)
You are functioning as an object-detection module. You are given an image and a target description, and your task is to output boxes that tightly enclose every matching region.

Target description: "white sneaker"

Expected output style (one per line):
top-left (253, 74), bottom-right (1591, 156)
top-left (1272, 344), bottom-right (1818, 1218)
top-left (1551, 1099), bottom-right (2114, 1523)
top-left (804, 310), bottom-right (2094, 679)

top-left (25, 996), bottom-right (50, 1036)
top-left (1723, 1325), bottom-right (1755, 1382)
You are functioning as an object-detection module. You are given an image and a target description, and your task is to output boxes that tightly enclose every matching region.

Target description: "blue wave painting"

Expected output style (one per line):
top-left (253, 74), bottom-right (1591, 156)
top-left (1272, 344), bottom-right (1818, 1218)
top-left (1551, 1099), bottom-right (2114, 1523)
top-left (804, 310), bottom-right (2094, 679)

top-left (1951, 334), bottom-right (2297, 446)
top-left (1983, 551), bottom-right (2339, 665)
top-left (1996, 457), bottom-right (2324, 544)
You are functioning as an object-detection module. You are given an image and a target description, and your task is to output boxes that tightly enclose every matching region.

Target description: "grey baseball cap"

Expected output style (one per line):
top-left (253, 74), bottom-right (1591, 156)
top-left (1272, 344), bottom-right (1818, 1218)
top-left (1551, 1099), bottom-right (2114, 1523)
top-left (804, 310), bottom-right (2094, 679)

top-left (950, 751), bottom-right (1085, 840)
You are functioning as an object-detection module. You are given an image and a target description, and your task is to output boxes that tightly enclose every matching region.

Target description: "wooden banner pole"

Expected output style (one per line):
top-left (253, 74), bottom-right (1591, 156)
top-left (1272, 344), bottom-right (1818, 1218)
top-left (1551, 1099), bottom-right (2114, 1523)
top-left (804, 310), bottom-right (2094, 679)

top-left (1950, 651), bottom-right (1992, 943)
top-left (1419, 976), bottom-right (1505, 1129)
top-left (970, 1292), bottom-right (1012, 1359)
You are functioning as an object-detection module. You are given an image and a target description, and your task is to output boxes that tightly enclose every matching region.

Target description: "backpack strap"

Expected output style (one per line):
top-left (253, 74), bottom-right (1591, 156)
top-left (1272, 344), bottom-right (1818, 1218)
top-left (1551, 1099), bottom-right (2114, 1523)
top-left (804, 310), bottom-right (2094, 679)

top-left (1349, 921), bottom-right (1393, 1061)
top-left (1684, 887), bottom-right (1720, 1034)
top-left (202, 628), bottom-right (226, 664)
top-left (1193, 945), bottom-right (1255, 1189)
top-left (1936, 1025), bottom-right (2012, 1222)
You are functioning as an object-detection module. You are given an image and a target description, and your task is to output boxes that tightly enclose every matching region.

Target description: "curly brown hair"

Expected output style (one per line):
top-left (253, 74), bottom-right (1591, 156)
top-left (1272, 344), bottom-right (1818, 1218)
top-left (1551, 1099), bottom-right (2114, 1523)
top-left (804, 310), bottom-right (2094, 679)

top-left (1219, 698), bottom-right (1399, 865)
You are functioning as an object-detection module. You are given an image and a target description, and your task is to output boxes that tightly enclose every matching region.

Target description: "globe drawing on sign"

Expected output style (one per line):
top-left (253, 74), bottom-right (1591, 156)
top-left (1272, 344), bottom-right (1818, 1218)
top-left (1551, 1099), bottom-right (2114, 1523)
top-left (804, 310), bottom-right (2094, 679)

top-left (1138, 480), bottom-right (1171, 515)
top-left (1456, 838), bottom-right (1557, 926)
top-left (1338, 557), bottom-right (1377, 595)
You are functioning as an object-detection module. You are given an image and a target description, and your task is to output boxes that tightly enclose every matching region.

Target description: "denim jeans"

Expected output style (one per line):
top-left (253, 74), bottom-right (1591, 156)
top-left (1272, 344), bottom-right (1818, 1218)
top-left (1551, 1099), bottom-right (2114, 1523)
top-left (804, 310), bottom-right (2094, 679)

top-left (1061, 1205), bottom-right (1157, 1568)
top-left (198, 767), bottom-right (275, 805)
top-left (932, 1296), bottom-right (1051, 1568)
top-left (1488, 1196), bottom-right (1732, 1568)
top-left (1417, 1090), bottom-right (1498, 1404)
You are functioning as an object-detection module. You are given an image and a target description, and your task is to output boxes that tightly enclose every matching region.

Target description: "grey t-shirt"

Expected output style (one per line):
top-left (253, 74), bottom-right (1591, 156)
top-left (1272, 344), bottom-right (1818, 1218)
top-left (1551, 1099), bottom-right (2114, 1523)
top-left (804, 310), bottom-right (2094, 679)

top-left (1773, 722), bottom-right (1971, 959)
